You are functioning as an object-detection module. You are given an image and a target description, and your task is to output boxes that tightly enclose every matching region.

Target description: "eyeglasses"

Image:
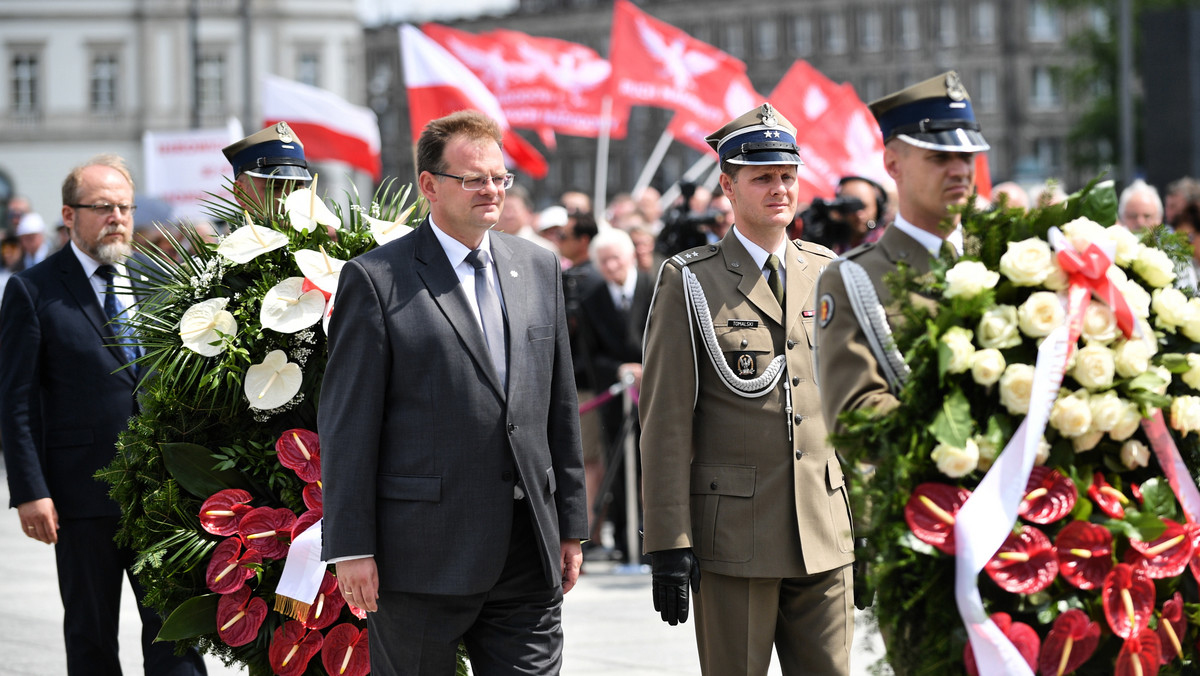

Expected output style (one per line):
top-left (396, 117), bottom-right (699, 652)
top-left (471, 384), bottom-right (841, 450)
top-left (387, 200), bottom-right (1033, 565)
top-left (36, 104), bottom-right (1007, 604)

top-left (432, 172), bottom-right (515, 191)
top-left (69, 203), bottom-right (137, 216)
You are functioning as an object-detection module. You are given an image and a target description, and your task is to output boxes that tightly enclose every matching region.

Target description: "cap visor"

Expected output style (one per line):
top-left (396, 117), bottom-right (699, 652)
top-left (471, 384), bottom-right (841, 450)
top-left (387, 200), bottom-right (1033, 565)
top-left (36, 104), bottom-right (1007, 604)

top-left (896, 129), bottom-right (990, 153)
top-left (244, 166), bottom-right (313, 181)
top-left (726, 151), bottom-right (805, 166)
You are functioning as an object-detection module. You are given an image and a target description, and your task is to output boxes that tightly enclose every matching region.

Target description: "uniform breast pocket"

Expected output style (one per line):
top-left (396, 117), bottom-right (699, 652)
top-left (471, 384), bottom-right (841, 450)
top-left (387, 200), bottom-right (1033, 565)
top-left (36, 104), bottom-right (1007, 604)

top-left (714, 324), bottom-right (774, 380)
top-left (689, 463), bottom-right (755, 563)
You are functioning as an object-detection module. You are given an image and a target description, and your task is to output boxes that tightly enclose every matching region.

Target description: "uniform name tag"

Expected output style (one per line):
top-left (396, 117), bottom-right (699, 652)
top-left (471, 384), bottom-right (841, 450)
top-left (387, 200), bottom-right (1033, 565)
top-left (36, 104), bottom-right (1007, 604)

top-left (727, 319), bottom-right (759, 328)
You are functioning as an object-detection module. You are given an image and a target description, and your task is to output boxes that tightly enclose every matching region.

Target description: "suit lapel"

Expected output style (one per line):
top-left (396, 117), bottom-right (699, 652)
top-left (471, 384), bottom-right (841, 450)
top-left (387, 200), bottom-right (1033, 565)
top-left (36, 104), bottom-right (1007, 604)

top-left (877, 225), bottom-right (934, 273)
top-left (55, 248), bottom-right (136, 387)
top-left (491, 235), bottom-right (525, 398)
top-left (722, 233), bottom-right (783, 325)
top-left (412, 221), bottom-right (506, 399)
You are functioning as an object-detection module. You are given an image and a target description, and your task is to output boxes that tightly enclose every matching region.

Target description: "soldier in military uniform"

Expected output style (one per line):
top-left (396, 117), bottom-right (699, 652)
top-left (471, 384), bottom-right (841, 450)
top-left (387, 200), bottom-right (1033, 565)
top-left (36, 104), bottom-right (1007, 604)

top-left (814, 71), bottom-right (989, 436)
top-left (640, 104), bottom-right (855, 676)
top-left (222, 121), bottom-right (313, 212)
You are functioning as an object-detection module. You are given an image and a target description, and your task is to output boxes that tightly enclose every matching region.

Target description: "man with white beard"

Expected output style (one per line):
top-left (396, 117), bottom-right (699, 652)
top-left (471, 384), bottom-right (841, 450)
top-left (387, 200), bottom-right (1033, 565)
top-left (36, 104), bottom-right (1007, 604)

top-left (0, 155), bottom-right (208, 676)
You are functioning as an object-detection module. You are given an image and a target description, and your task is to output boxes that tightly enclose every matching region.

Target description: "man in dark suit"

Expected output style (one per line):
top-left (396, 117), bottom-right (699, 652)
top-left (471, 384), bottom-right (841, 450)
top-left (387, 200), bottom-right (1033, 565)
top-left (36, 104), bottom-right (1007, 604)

top-left (319, 110), bottom-right (588, 675)
top-left (574, 228), bottom-right (652, 560)
top-left (0, 155), bottom-right (207, 675)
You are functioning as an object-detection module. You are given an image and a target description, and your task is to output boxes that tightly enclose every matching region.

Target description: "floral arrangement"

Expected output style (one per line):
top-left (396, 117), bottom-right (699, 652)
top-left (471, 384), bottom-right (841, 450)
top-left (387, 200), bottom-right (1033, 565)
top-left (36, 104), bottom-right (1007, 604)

top-left (97, 177), bottom-right (458, 675)
top-left (833, 180), bottom-right (1200, 676)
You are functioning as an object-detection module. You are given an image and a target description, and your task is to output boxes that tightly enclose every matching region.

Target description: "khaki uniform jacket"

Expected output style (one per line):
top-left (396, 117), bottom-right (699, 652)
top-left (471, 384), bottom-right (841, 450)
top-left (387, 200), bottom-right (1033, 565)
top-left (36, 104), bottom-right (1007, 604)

top-left (814, 225), bottom-right (934, 437)
top-left (640, 232), bottom-right (855, 578)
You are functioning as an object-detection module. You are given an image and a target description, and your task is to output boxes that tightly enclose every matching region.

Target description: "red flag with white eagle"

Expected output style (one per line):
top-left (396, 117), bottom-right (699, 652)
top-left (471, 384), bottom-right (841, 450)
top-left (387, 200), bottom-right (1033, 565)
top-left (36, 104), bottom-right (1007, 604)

top-left (400, 24), bottom-right (547, 179)
top-left (421, 23), bottom-right (625, 142)
top-left (665, 69), bottom-right (763, 154)
top-left (608, 0), bottom-right (746, 128)
top-left (261, 75), bottom-right (382, 181)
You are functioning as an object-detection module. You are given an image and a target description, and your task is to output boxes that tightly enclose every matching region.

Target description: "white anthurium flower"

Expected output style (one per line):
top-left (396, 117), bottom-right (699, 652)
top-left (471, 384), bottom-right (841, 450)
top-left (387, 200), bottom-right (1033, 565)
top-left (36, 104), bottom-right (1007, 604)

top-left (244, 349), bottom-right (303, 410)
top-left (285, 180), bottom-right (342, 234)
top-left (294, 247), bottom-right (347, 294)
top-left (367, 204), bottom-right (418, 246)
top-left (260, 277), bottom-right (326, 334)
top-left (216, 213), bottom-right (289, 264)
top-left (179, 298), bottom-right (238, 357)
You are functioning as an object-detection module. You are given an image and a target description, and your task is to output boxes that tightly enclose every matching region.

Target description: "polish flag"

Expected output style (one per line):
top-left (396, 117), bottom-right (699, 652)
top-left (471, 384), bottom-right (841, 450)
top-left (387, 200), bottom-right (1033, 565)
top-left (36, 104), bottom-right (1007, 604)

top-left (261, 74), bottom-right (382, 181)
top-left (400, 24), bottom-right (548, 179)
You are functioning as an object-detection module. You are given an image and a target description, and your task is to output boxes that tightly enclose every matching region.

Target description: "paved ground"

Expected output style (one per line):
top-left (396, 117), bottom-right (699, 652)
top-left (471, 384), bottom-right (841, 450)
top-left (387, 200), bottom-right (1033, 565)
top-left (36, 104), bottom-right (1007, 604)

top-left (0, 462), bottom-right (889, 675)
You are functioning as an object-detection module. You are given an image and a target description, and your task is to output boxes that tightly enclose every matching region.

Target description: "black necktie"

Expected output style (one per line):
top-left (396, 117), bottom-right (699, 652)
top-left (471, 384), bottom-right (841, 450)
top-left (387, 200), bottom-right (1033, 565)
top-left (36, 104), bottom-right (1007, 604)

top-left (96, 265), bottom-right (139, 372)
top-left (765, 254), bottom-right (784, 308)
top-left (465, 249), bottom-right (507, 389)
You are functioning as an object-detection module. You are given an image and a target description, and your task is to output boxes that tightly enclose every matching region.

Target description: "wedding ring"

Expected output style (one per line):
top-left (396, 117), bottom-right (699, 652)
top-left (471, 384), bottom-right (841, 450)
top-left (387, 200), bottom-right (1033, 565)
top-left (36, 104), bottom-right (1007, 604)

top-left (26, 526), bottom-right (34, 531)
top-left (344, 590), bottom-right (354, 596)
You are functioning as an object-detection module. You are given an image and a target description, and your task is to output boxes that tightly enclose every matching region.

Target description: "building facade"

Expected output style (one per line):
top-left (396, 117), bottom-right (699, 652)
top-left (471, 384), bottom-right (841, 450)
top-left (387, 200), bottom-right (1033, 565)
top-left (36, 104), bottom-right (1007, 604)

top-left (0, 0), bottom-right (363, 227)
top-left (366, 0), bottom-right (1107, 210)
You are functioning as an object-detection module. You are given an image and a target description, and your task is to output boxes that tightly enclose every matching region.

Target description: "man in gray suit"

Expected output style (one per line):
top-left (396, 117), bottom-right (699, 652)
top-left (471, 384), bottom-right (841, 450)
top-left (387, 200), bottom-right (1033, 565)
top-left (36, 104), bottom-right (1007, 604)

top-left (319, 110), bottom-right (588, 675)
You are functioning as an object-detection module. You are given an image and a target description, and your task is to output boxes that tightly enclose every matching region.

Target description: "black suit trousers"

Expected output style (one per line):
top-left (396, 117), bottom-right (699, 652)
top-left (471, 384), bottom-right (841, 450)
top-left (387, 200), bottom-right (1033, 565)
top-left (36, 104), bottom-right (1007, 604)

top-left (368, 500), bottom-right (564, 675)
top-left (56, 517), bottom-right (206, 676)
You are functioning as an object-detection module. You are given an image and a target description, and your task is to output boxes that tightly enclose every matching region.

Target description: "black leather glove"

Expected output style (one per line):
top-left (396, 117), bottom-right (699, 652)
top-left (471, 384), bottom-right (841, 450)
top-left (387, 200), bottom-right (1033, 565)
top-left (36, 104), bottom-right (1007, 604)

top-left (853, 536), bottom-right (874, 610)
top-left (650, 548), bottom-right (701, 626)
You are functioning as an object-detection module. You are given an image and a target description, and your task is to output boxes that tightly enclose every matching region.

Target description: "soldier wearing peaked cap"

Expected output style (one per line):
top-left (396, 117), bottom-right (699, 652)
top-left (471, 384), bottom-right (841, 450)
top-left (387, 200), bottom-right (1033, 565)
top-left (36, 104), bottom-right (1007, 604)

top-left (812, 73), bottom-right (990, 667)
top-left (640, 103), bottom-right (855, 675)
top-left (222, 121), bottom-right (312, 212)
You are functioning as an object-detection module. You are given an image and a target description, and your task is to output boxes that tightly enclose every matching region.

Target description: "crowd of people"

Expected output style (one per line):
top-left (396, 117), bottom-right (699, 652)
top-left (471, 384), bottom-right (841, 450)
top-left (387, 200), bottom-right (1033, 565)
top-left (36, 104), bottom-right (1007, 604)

top-left (11, 67), bottom-right (1200, 676)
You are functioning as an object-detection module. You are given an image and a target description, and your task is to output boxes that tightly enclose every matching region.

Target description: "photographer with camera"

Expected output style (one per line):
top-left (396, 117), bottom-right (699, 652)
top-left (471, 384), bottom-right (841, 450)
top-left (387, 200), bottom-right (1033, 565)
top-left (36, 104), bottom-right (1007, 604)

top-left (654, 181), bottom-right (725, 257)
top-left (799, 175), bottom-right (889, 254)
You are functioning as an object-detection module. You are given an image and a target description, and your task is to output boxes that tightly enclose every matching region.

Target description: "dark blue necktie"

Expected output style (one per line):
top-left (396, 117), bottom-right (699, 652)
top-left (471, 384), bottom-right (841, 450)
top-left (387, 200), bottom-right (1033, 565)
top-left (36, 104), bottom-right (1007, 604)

top-left (465, 249), bottom-right (507, 389)
top-left (96, 264), bottom-right (140, 373)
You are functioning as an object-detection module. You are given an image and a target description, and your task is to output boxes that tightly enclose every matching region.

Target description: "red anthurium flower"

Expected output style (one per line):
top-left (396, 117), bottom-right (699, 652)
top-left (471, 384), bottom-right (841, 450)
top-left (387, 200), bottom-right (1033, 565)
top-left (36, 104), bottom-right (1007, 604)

top-left (321, 624), bottom-right (370, 676)
top-left (904, 483), bottom-right (971, 555)
top-left (269, 620), bottom-right (324, 676)
top-left (292, 508), bottom-right (323, 542)
top-left (215, 584), bottom-right (267, 647)
top-left (1054, 520), bottom-right (1114, 590)
top-left (985, 525), bottom-right (1059, 594)
top-left (1132, 483), bottom-right (1143, 505)
top-left (1128, 520), bottom-right (1199, 579)
top-left (346, 601), bottom-right (367, 621)
top-left (1116, 633), bottom-right (1162, 676)
top-left (964, 612), bottom-right (1040, 676)
top-left (1038, 609), bottom-right (1101, 676)
top-left (205, 536), bottom-right (262, 595)
top-left (303, 571), bottom-right (346, 631)
top-left (1019, 467), bottom-right (1077, 525)
top-left (1088, 472), bottom-right (1129, 519)
top-left (198, 488), bottom-right (254, 536)
top-left (1157, 592), bottom-right (1186, 665)
top-left (238, 506), bottom-right (297, 560)
top-left (1103, 563), bottom-right (1156, 639)
top-left (276, 429), bottom-right (321, 483)
top-left (303, 481), bottom-right (323, 511)
top-left (301, 277), bottom-right (333, 302)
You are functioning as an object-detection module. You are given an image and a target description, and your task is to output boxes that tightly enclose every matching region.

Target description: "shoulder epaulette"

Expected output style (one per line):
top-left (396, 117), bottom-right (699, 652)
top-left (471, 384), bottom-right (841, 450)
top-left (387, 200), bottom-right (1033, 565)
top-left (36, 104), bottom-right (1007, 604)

top-left (670, 243), bottom-right (721, 267)
top-left (841, 241), bottom-right (878, 260)
top-left (793, 239), bottom-right (836, 260)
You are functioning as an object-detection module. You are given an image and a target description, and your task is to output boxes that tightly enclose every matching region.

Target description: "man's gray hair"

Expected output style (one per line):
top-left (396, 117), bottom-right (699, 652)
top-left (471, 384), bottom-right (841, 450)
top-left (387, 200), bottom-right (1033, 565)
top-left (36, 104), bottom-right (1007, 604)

top-left (588, 227), bottom-right (635, 265)
top-left (1118, 179), bottom-right (1163, 221)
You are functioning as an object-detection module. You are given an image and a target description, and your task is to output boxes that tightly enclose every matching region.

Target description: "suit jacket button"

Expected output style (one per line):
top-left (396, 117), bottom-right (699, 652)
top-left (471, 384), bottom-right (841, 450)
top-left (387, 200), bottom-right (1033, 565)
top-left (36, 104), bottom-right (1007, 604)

top-left (793, 414), bottom-right (803, 425)
top-left (502, 471), bottom-right (514, 481)
top-left (787, 340), bottom-right (796, 349)
top-left (795, 451), bottom-right (803, 460)
top-left (791, 376), bottom-right (800, 386)
top-left (507, 423), bottom-right (517, 434)
top-left (710, 480), bottom-right (718, 490)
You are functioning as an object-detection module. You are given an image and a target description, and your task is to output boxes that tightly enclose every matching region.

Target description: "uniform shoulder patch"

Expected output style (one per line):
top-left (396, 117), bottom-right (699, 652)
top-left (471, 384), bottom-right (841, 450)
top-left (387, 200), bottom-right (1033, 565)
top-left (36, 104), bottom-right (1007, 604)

top-left (671, 244), bottom-right (721, 266)
top-left (842, 241), bottom-right (877, 260)
top-left (793, 238), bottom-right (836, 260)
top-left (818, 293), bottom-right (835, 328)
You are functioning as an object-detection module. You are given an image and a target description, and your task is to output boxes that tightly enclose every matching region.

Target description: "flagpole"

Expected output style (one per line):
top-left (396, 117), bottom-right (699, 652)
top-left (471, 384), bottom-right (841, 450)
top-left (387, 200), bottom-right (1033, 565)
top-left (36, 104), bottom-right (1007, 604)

top-left (659, 154), bottom-right (716, 212)
top-left (632, 128), bottom-right (675, 200)
top-left (594, 96), bottom-right (613, 223)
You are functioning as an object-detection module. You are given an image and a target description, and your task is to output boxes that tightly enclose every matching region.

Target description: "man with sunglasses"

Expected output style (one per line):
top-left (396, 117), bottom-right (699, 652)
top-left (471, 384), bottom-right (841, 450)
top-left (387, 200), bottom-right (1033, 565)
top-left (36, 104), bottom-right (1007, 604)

top-left (320, 110), bottom-right (587, 675)
top-left (0, 155), bottom-right (207, 675)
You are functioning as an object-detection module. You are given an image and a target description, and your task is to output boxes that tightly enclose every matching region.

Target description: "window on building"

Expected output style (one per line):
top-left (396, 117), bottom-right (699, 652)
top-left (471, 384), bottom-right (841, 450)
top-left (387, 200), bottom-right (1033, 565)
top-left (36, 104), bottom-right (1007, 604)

top-left (896, 6), bottom-right (920, 50)
top-left (792, 15), bottom-right (814, 57)
top-left (859, 9), bottom-right (883, 53)
top-left (1029, 0), bottom-right (1062, 42)
top-left (297, 51), bottom-right (320, 87)
top-left (976, 69), bottom-right (997, 112)
top-left (1031, 66), bottom-right (1061, 109)
top-left (10, 51), bottom-right (39, 115)
top-left (1090, 8), bottom-right (1110, 37)
top-left (724, 22), bottom-right (745, 59)
top-left (971, 1), bottom-right (996, 43)
top-left (755, 20), bottom-right (779, 60)
top-left (197, 53), bottom-right (225, 115)
top-left (90, 52), bottom-right (119, 114)
top-left (861, 75), bottom-right (884, 103)
top-left (824, 11), bottom-right (848, 55)
top-left (938, 2), bottom-right (957, 46)
top-left (1035, 137), bottom-right (1063, 176)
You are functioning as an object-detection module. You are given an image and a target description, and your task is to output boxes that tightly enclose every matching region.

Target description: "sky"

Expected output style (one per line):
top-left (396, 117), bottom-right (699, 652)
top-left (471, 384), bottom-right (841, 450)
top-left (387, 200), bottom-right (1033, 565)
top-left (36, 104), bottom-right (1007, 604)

top-left (356, 0), bottom-right (518, 24)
